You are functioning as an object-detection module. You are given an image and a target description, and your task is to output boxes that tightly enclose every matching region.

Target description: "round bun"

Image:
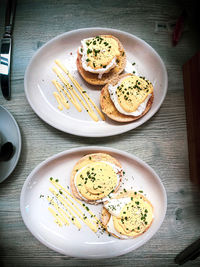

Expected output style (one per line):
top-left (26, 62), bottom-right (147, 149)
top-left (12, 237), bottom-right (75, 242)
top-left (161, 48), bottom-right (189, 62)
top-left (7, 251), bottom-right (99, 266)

top-left (70, 153), bottom-right (123, 205)
top-left (101, 191), bottom-right (154, 239)
top-left (100, 73), bottom-right (154, 122)
top-left (76, 35), bottom-right (126, 86)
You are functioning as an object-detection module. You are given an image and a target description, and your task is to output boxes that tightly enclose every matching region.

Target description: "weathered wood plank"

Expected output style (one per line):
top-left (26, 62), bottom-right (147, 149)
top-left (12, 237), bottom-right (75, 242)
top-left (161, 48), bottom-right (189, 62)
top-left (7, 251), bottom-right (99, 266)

top-left (0, 0), bottom-right (200, 266)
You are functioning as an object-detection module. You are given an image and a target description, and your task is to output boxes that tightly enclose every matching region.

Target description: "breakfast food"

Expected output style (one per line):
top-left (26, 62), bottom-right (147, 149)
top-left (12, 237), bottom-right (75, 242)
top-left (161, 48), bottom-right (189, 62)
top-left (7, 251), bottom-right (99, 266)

top-left (77, 35), bottom-right (126, 85)
top-left (52, 60), bottom-right (105, 122)
top-left (101, 191), bottom-right (154, 239)
top-left (100, 73), bottom-right (154, 122)
top-left (70, 153), bottom-right (123, 204)
top-left (47, 178), bottom-right (100, 232)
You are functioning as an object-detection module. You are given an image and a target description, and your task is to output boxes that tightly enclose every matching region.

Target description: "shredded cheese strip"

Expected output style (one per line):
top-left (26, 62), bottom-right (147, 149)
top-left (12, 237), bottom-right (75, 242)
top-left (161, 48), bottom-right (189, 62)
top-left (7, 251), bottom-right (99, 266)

top-left (50, 179), bottom-right (101, 227)
top-left (49, 187), bottom-right (98, 232)
top-left (55, 59), bottom-right (105, 121)
top-left (48, 207), bottom-right (64, 227)
top-left (47, 196), bottom-right (81, 229)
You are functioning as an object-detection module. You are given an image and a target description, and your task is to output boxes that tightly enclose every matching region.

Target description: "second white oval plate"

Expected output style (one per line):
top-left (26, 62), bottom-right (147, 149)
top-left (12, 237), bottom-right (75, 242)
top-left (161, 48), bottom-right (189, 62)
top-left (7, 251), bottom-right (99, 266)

top-left (20, 146), bottom-right (167, 259)
top-left (24, 28), bottom-right (168, 137)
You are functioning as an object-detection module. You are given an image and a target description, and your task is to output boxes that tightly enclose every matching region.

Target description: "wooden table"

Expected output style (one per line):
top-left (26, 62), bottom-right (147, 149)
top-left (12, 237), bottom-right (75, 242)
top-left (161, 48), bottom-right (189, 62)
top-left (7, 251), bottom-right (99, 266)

top-left (0, 0), bottom-right (200, 266)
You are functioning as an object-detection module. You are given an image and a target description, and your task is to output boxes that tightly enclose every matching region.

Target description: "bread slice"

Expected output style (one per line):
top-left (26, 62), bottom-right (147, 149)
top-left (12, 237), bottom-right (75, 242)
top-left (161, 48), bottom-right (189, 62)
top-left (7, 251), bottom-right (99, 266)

top-left (70, 153), bottom-right (123, 205)
top-left (76, 35), bottom-right (126, 86)
top-left (100, 73), bottom-right (154, 122)
top-left (101, 191), bottom-right (154, 239)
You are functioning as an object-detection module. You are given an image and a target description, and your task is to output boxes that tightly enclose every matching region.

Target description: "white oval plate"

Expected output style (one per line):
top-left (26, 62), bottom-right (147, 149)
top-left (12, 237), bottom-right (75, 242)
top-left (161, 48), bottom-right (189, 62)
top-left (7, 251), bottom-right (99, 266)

top-left (24, 28), bottom-right (168, 137)
top-left (20, 146), bottom-right (167, 259)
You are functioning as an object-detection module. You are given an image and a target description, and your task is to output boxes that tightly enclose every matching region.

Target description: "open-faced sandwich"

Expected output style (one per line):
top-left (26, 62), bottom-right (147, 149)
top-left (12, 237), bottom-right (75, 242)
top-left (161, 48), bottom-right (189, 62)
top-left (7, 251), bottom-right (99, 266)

top-left (101, 191), bottom-right (154, 239)
top-left (77, 35), bottom-right (126, 85)
top-left (100, 73), bottom-right (154, 122)
top-left (70, 153), bottom-right (123, 204)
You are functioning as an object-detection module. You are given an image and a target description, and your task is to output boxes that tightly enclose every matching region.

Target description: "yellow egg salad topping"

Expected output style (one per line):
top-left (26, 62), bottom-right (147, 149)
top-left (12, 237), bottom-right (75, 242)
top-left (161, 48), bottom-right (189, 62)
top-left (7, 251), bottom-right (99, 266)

top-left (114, 75), bottom-right (153, 113)
top-left (75, 161), bottom-right (121, 201)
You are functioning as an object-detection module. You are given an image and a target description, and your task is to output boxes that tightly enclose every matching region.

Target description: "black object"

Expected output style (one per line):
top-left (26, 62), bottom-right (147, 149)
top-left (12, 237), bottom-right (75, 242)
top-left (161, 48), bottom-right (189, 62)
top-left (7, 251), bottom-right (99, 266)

top-left (183, 52), bottom-right (200, 187)
top-left (175, 237), bottom-right (200, 265)
top-left (0, 142), bottom-right (14, 161)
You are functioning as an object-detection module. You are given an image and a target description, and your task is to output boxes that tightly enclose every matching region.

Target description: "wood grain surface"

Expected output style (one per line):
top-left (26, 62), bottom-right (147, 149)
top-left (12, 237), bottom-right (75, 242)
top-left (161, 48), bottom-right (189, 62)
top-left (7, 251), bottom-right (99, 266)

top-left (0, 0), bottom-right (200, 266)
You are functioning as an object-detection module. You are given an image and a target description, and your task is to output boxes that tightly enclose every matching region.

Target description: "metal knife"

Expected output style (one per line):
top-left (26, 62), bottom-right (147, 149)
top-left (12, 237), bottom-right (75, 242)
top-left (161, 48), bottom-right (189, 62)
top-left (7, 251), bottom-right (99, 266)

top-left (0, 0), bottom-right (17, 100)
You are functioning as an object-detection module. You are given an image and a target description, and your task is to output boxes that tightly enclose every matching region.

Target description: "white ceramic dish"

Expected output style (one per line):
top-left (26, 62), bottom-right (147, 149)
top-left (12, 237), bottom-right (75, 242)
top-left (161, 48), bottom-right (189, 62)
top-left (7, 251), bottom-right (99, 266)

top-left (0, 105), bottom-right (22, 183)
top-left (20, 146), bottom-right (167, 259)
top-left (24, 28), bottom-right (168, 137)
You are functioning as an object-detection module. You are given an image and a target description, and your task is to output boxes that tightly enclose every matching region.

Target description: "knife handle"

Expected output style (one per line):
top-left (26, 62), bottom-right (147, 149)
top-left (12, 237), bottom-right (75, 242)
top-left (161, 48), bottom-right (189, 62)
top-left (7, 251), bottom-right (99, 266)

top-left (0, 38), bottom-right (11, 100)
top-left (4, 0), bottom-right (17, 37)
top-left (175, 237), bottom-right (200, 265)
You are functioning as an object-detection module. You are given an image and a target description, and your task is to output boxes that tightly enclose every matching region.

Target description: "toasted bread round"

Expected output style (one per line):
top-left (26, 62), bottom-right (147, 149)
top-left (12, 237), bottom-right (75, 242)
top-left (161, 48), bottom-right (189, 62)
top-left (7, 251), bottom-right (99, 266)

top-left (76, 35), bottom-right (126, 86)
top-left (70, 153), bottom-right (123, 205)
top-left (101, 191), bottom-right (154, 239)
top-left (100, 73), bottom-right (154, 122)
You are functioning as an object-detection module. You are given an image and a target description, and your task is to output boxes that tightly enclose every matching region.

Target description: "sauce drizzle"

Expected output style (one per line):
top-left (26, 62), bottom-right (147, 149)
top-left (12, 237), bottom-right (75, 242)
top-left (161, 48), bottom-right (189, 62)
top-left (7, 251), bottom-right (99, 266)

top-left (55, 60), bottom-right (105, 121)
top-left (52, 60), bottom-right (105, 122)
top-left (53, 92), bottom-right (63, 111)
top-left (48, 206), bottom-right (64, 227)
top-left (47, 178), bottom-right (100, 232)
top-left (50, 179), bottom-right (101, 226)
top-left (52, 80), bottom-right (81, 112)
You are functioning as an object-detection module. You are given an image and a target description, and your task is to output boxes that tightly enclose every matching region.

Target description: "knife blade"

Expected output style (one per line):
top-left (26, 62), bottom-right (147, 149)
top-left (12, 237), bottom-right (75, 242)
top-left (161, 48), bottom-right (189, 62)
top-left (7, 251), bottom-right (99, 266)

top-left (0, 0), bottom-right (17, 100)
